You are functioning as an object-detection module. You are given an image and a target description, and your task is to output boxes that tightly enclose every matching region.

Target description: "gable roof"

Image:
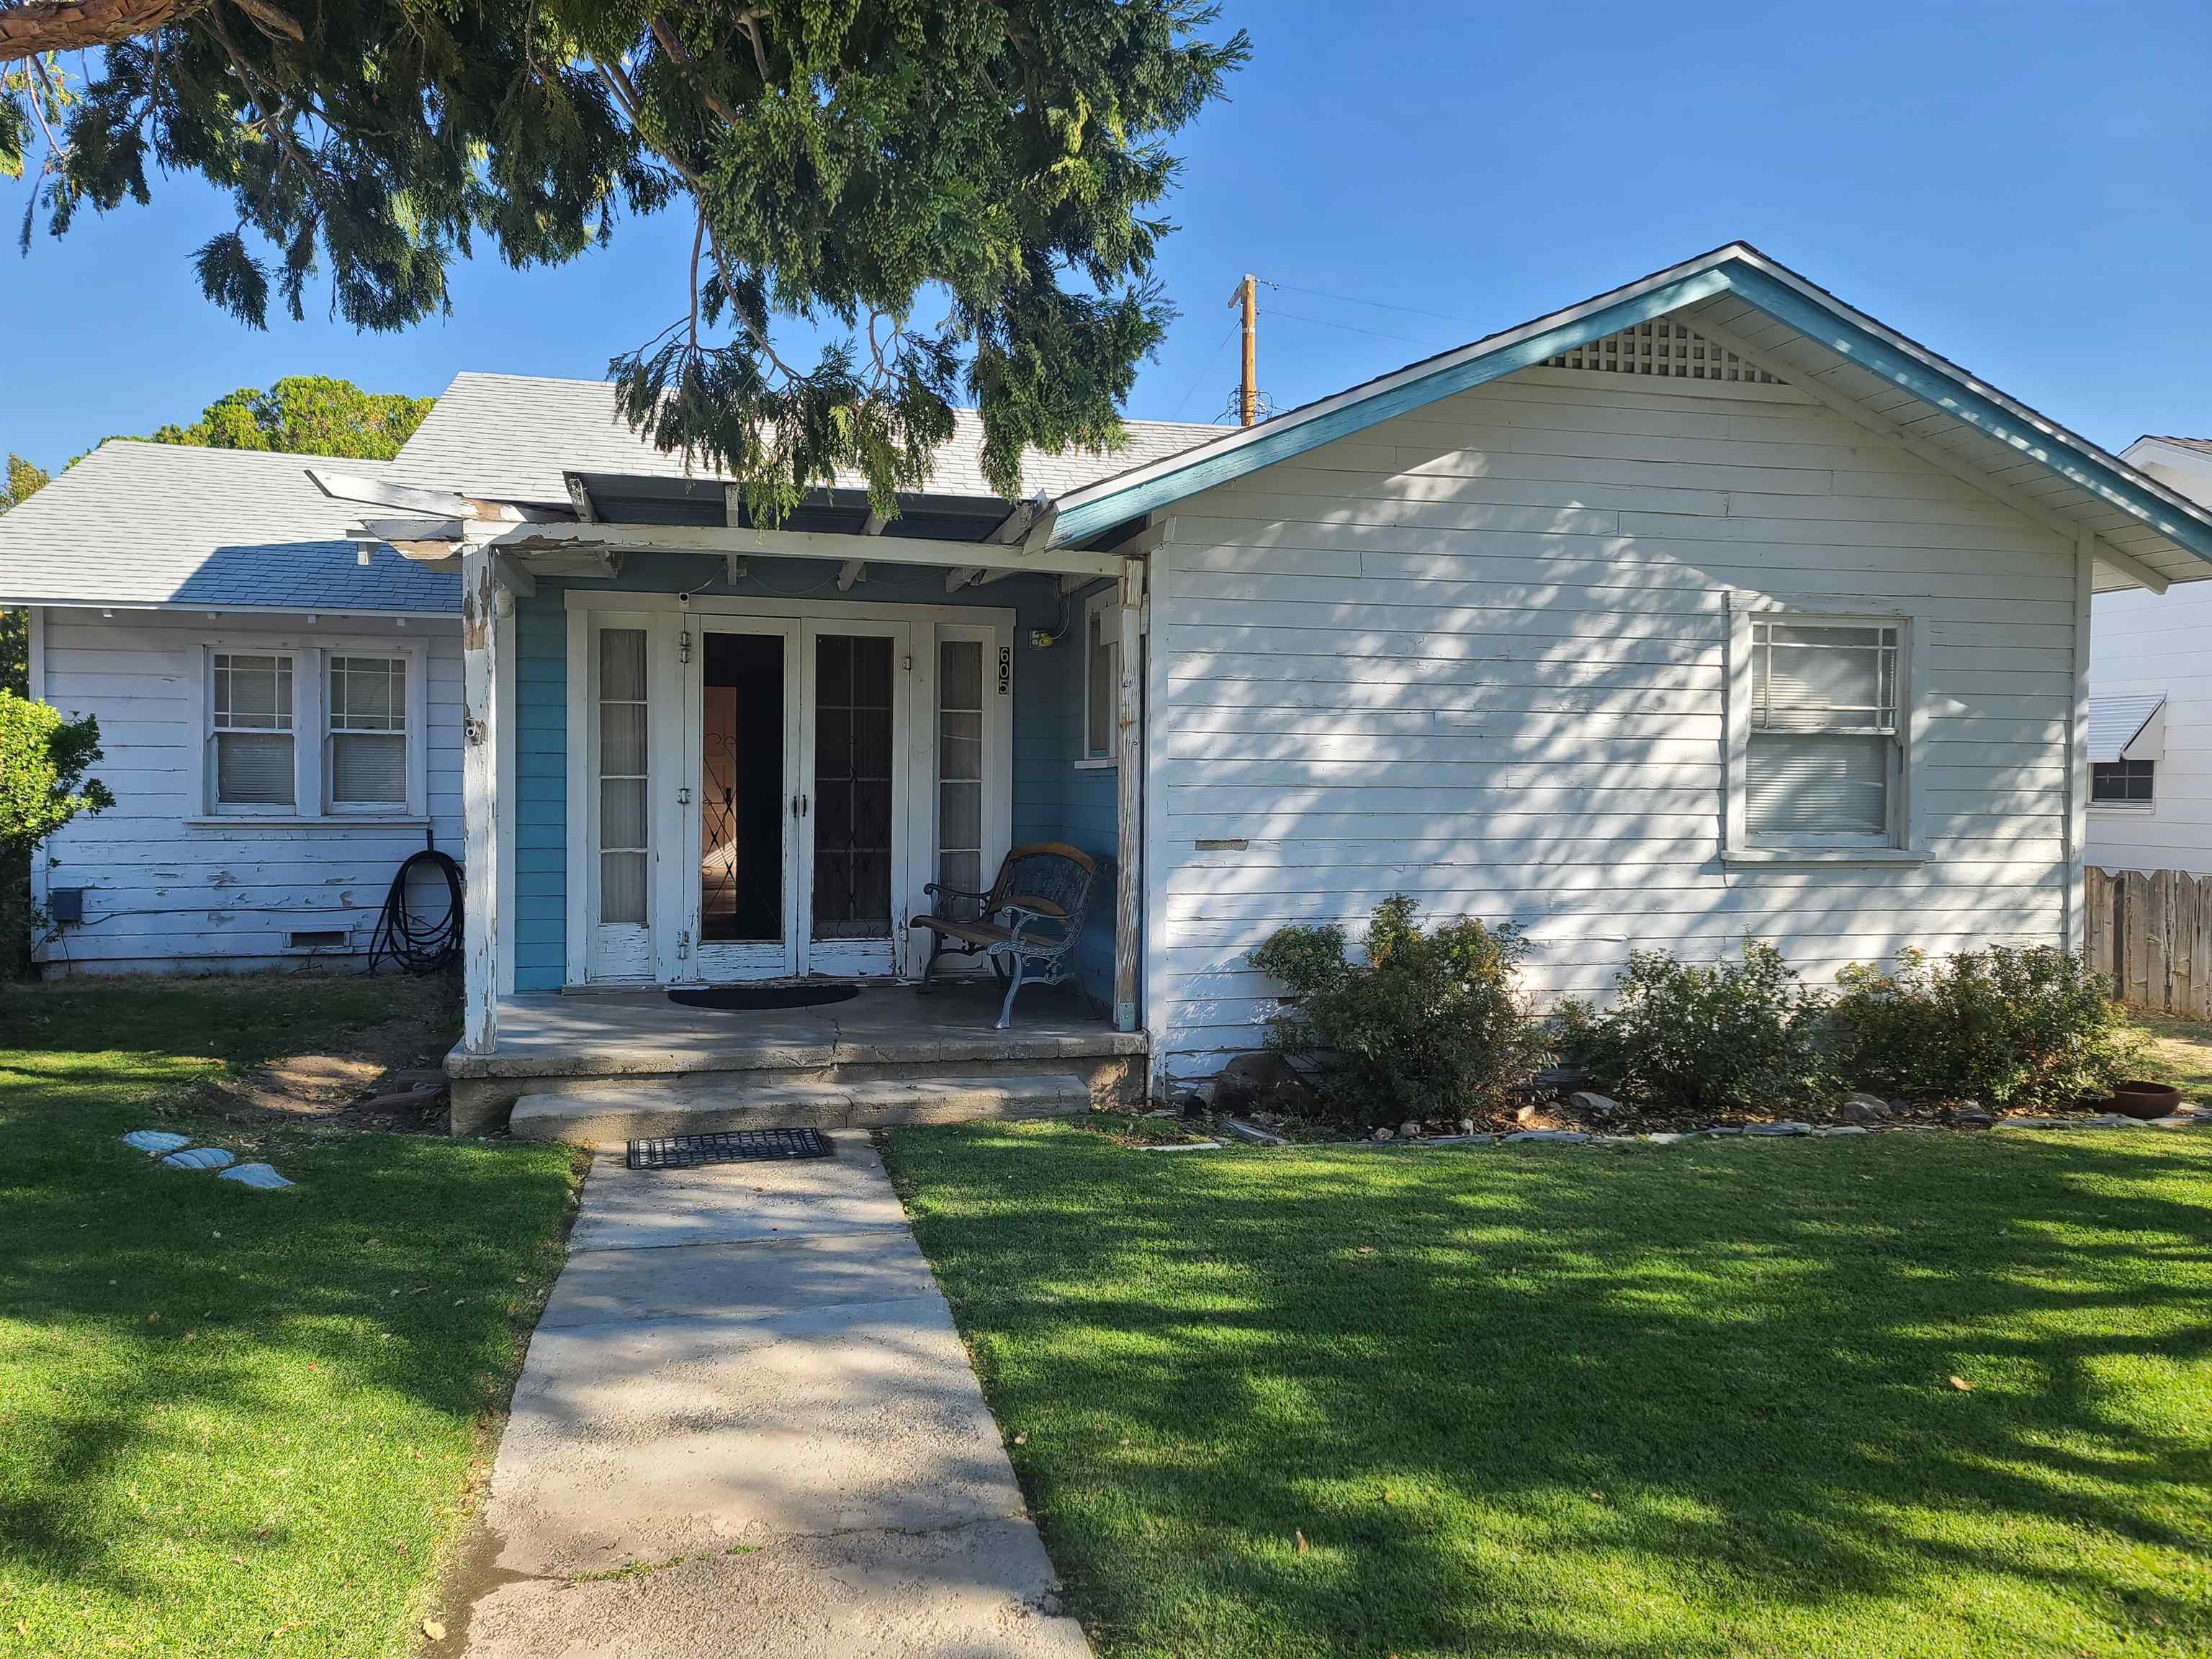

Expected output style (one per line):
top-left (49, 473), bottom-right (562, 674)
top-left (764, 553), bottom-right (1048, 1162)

top-left (1044, 243), bottom-right (2212, 593)
top-left (0, 442), bottom-right (459, 613)
top-left (392, 371), bottom-right (1224, 504)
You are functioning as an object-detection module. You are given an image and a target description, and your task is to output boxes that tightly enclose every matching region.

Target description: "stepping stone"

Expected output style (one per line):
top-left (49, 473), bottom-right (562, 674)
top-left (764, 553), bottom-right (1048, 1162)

top-left (161, 1146), bottom-right (235, 1171)
top-left (217, 1162), bottom-right (295, 1190)
top-left (122, 1130), bottom-right (192, 1156)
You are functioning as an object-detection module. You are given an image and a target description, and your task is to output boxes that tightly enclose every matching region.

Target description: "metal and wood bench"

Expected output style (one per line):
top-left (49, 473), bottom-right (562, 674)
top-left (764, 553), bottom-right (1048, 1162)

top-left (914, 842), bottom-right (1097, 1029)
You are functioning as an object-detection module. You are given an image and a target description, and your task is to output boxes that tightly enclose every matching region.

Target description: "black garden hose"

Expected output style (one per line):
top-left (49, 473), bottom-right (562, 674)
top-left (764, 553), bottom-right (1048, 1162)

top-left (367, 848), bottom-right (464, 976)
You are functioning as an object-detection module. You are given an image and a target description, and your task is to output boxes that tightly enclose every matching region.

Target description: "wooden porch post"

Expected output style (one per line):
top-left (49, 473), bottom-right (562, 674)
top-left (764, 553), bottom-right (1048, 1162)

top-left (1113, 559), bottom-right (1145, 1033)
top-left (460, 540), bottom-right (503, 1054)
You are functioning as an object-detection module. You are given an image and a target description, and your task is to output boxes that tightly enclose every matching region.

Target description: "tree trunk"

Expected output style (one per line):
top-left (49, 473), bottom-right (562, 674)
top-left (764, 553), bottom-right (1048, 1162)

top-left (1, 0), bottom-right (202, 61)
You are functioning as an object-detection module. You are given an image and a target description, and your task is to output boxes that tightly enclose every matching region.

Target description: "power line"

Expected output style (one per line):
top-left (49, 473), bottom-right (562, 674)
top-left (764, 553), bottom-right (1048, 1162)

top-left (1265, 308), bottom-right (1450, 349)
top-left (1169, 320), bottom-right (1241, 421)
top-left (1264, 279), bottom-right (1487, 330)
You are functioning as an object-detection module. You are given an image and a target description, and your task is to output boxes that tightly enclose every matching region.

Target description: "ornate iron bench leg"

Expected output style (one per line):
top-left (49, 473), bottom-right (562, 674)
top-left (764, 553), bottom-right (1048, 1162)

top-left (917, 928), bottom-right (945, 994)
top-left (994, 948), bottom-right (1028, 1030)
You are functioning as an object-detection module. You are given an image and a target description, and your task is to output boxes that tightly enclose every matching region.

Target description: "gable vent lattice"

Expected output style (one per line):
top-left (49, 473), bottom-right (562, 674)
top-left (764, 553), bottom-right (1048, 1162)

top-left (1546, 320), bottom-right (1781, 384)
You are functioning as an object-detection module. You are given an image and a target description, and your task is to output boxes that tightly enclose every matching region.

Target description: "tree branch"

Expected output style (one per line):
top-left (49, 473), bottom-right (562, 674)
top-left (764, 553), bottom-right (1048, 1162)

top-left (0, 0), bottom-right (199, 62)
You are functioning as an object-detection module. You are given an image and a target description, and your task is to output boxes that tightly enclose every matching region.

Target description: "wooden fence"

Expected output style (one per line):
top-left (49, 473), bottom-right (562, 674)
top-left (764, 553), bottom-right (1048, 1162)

top-left (2085, 866), bottom-right (2212, 1017)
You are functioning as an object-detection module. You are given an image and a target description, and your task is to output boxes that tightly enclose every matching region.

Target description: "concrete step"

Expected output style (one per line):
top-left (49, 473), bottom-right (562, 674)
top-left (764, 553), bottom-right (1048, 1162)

top-left (508, 1071), bottom-right (1089, 1147)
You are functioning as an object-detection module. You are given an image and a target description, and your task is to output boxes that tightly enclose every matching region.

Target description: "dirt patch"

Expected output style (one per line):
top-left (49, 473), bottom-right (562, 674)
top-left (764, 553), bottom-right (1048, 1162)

top-left (202, 973), bottom-right (462, 1134)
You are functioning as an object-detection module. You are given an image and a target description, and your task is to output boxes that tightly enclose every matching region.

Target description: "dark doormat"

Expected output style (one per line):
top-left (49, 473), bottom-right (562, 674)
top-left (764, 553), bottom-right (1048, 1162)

top-left (667, 984), bottom-right (863, 1012)
top-left (627, 1128), bottom-right (832, 1170)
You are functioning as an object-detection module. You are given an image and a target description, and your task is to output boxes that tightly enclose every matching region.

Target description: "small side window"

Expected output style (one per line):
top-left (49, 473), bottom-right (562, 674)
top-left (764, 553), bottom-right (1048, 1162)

top-left (2092, 759), bottom-right (2155, 804)
top-left (1082, 588), bottom-right (1120, 764)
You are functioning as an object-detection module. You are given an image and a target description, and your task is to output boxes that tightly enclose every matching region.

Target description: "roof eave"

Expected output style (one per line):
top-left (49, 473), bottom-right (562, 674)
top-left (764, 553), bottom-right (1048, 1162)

top-left (1046, 246), bottom-right (2212, 573)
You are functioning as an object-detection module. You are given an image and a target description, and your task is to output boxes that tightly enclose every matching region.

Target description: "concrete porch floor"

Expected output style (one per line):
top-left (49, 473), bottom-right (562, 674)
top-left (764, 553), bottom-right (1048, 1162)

top-left (445, 980), bottom-right (1148, 1132)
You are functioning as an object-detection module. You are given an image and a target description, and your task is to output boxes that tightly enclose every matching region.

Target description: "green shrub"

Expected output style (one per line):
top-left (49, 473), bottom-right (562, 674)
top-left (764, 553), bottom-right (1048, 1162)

top-left (1829, 945), bottom-right (2134, 1110)
top-left (1251, 894), bottom-right (1549, 1128)
top-left (1554, 942), bottom-right (1832, 1117)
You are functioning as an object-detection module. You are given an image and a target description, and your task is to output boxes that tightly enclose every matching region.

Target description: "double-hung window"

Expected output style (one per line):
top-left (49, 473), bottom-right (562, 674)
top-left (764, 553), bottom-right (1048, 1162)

top-left (210, 653), bottom-right (297, 810)
top-left (202, 642), bottom-right (420, 819)
top-left (328, 656), bottom-right (409, 809)
top-left (1737, 618), bottom-right (1906, 850)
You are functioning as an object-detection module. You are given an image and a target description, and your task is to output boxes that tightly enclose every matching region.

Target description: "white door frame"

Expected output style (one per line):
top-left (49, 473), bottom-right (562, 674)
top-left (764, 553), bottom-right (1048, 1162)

top-left (565, 606), bottom-right (663, 984)
top-left (799, 616), bottom-right (913, 979)
top-left (564, 590), bottom-right (1014, 986)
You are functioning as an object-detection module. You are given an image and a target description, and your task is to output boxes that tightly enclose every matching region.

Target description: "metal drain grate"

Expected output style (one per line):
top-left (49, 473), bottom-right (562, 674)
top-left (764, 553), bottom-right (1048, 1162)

top-left (626, 1128), bottom-right (831, 1170)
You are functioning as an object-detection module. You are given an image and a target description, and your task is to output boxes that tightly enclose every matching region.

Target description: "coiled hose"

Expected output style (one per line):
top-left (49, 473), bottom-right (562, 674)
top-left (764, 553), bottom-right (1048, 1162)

top-left (368, 848), bottom-right (464, 975)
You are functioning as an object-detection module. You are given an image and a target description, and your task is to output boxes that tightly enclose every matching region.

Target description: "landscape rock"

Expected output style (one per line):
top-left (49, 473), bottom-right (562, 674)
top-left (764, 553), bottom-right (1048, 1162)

top-left (1745, 1121), bottom-right (1812, 1137)
top-left (1814, 1125), bottom-right (1871, 1136)
top-left (1997, 1115), bottom-right (2074, 1130)
top-left (1644, 1132), bottom-right (1693, 1144)
top-left (1704, 1125), bottom-right (1744, 1136)
top-left (1513, 1104), bottom-right (1543, 1125)
top-left (1457, 1118), bottom-right (1476, 1136)
top-left (1504, 1130), bottom-right (1589, 1143)
top-left (1837, 1094), bottom-right (1892, 1126)
top-left (1211, 1051), bottom-right (1298, 1115)
top-left (121, 1130), bottom-right (192, 1156)
top-left (217, 1163), bottom-right (295, 1190)
top-left (1398, 1120), bottom-right (1421, 1140)
top-left (1950, 1106), bottom-right (1996, 1129)
top-left (1566, 1090), bottom-right (1622, 1116)
top-left (2147, 1114), bottom-right (2198, 1129)
top-left (1371, 1127), bottom-right (1393, 1142)
top-left (161, 1146), bottom-right (235, 1171)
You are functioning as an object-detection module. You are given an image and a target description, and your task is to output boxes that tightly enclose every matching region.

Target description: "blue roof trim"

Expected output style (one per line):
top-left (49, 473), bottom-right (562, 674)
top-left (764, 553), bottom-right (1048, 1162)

top-left (1050, 254), bottom-right (2212, 569)
top-left (1048, 266), bottom-right (1736, 546)
top-left (1720, 266), bottom-right (2212, 566)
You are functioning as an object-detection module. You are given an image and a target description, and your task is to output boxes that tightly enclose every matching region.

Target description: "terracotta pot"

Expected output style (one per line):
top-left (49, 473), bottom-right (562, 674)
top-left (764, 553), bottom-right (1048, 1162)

top-left (2107, 1081), bottom-right (2182, 1120)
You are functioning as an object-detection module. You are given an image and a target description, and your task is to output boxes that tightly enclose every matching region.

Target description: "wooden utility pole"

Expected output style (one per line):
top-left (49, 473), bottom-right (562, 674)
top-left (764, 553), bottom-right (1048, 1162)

top-left (1230, 273), bottom-right (1257, 426)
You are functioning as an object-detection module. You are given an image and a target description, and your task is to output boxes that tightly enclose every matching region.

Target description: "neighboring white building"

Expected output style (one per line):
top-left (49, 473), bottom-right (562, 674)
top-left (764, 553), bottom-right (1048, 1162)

top-left (2086, 436), bottom-right (2212, 876)
top-left (10, 243), bottom-right (2212, 1106)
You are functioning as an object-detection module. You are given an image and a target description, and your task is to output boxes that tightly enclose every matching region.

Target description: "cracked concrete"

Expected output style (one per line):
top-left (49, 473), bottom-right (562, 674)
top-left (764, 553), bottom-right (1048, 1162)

top-left (450, 1136), bottom-right (1088, 1658)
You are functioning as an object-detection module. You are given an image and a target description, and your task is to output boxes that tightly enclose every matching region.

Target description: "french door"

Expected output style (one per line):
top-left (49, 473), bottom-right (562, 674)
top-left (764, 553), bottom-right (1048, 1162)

top-left (682, 617), bottom-right (912, 981)
top-left (575, 598), bottom-right (1003, 989)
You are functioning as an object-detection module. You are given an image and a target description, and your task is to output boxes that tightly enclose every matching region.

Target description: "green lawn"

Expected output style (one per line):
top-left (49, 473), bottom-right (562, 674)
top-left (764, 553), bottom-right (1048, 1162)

top-left (886, 1121), bottom-right (2212, 1658)
top-left (2128, 1012), bottom-right (2212, 1101)
top-left (0, 976), bottom-right (582, 1659)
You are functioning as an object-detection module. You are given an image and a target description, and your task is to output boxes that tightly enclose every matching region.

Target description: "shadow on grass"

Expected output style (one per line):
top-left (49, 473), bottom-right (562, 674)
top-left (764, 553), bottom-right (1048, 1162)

top-left (888, 1125), bottom-right (2212, 1658)
top-left (0, 974), bottom-right (577, 1642)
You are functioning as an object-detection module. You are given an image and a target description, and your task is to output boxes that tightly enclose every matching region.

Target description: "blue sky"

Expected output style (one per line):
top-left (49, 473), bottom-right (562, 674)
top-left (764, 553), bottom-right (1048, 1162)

top-left (6, 0), bottom-right (2211, 474)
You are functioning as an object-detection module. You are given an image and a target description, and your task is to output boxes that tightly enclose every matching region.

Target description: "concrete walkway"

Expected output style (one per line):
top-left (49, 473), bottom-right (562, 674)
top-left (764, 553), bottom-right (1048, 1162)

top-left (452, 1136), bottom-right (1088, 1658)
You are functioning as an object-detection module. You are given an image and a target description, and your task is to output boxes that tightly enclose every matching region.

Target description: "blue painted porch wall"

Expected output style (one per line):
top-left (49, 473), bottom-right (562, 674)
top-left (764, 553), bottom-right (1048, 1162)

top-left (509, 554), bottom-right (1093, 992)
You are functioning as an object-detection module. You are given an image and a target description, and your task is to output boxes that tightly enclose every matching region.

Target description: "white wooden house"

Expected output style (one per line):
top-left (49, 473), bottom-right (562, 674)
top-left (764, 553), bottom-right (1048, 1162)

top-left (2084, 436), bottom-right (2212, 875)
top-left (12, 243), bottom-right (2212, 1133)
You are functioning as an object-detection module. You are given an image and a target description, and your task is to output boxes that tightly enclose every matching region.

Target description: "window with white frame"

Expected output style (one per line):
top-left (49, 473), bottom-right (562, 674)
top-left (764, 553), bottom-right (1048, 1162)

top-left (1082, 587), bottom-right (1119, 763)
top-left (1743, 619), bottom-right (1902, 845)
top-left (210, 652), bottom-right (296, 809)
top-left (2092, 759), bottom-right (2156, 806)
top-left (327, 655), bottom-right (409, 808)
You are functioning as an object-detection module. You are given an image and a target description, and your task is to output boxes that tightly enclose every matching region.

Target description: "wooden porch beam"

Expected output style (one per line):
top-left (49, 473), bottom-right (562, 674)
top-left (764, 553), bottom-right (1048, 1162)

top-left (493, 518), bottom-right (1129, 579)
top-left (309, 468), bottom-right (565, 523)
top-left (459, 544), bottom-right (503, 1055)
top-left (837, 559), bottom-right (867, 591)
top-left (1112, 559), bottom-right (1146, 1035)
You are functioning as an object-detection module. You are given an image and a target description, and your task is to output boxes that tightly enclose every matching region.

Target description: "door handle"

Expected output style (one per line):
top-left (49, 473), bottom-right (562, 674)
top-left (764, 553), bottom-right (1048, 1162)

top-left (791, 793), bottom-right (809, 818)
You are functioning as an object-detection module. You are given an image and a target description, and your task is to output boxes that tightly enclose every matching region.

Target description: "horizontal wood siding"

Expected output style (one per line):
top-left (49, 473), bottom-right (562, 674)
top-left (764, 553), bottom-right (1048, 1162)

top-left (1150, 367), bottom-right (2074, 1076)
top-left (32, 608), bottom-right (463, 973)
top-left (2085, 583), bottom-right (2212, 876)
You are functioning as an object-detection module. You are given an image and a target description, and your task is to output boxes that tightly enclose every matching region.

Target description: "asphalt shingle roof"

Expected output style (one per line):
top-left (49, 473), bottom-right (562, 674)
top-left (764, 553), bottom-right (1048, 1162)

top-left (390, 371), bottom-right (1228, 503)
top-left (0, 442), bottom-right (459, 613)
top-left (0, 374), bottom-right (1231, 613)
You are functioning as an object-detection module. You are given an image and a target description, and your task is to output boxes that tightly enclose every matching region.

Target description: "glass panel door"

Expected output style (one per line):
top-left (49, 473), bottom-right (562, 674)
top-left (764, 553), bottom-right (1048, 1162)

top-left (588, 624), bottom-right (654, 981)
top-left (936, 638), bottom-right (986, 921)
top-left (801, 624), bottom-right (907, 976)
top-left (691, 621), bottom-right (801, 981)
